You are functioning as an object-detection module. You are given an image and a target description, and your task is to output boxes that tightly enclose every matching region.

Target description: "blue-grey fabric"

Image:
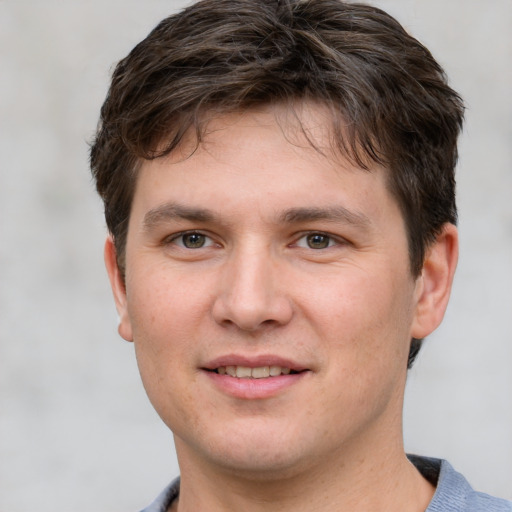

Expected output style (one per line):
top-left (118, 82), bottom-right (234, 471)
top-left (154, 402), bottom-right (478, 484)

top-left (140, 457), bottom-right (512, 511)
top-left (140, 476), bottom-right (179, 512)
top-left (409, 456), bottom-right (512, 511)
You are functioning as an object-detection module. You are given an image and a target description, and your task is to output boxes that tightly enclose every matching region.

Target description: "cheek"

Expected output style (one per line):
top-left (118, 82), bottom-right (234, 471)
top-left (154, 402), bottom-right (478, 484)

top-left (308, 271), bottom-right (414, 427)
top-left (130, 304), bottom-right (201, 434)
top-left (128, 266), bottom-right (210, 340)
top-left (300, 266), bottom-right (415, 364)
top-left (126, 268), bottom-right (215, 419)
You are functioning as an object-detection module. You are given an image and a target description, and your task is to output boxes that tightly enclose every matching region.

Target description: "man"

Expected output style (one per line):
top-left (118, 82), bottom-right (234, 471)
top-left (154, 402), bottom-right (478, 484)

top-left (90, 0), bottom-right (511, 510)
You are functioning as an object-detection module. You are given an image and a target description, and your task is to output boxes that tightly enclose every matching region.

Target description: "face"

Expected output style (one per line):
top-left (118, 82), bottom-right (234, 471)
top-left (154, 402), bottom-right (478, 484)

top-left (106, 105), bottom-right (453, 480)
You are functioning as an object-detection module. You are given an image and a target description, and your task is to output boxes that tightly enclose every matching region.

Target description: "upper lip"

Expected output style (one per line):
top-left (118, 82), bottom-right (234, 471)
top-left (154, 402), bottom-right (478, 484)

top-left (202, 354), bottom-right (309, 372)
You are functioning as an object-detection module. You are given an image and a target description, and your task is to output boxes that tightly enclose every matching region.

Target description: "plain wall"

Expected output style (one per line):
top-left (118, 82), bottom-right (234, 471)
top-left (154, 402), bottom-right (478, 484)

top-left (0, 1), bottom-right (511, 510)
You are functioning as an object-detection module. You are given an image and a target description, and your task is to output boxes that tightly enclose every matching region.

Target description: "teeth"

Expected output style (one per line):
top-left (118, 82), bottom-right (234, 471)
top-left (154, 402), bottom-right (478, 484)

top-left (251, 366), bottom-right (270, 379)
top-left (236, 366), bottom-right (252, 378)
top-left (269, 365), bottom-right (282, 376)
top-left (215, 365), bottom-right (294, 378)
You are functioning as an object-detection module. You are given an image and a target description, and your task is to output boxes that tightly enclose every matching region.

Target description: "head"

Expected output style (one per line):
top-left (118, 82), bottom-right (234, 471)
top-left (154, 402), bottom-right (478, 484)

top-left (90, 0), bottom-right (463, 365)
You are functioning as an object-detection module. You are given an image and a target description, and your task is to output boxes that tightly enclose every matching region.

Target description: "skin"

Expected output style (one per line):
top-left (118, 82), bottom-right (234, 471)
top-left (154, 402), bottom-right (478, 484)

top-left (105, 105), bottom-right (458, 511)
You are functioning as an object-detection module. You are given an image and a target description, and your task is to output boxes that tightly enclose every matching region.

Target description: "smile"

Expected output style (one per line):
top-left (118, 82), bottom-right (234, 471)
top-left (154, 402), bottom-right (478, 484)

top-left (202, 356), bottom-right (309, 398)
top-left (214, 366), bottom-right (297, 378)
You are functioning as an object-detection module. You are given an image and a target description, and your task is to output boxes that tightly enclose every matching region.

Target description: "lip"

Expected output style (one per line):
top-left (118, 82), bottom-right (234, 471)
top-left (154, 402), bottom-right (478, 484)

top-left (201, 354), bottom-right (310, 400)
top-left (203, 354), bottom-right (308, 372)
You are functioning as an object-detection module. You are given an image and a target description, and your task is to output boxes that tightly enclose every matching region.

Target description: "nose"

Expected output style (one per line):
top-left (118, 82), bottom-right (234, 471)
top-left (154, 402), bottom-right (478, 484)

top-left (212, 245), bottom-right (294, 332)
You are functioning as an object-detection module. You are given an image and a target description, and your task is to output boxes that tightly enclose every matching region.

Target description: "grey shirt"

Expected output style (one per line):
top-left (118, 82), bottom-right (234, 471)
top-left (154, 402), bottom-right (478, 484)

top-left (140, 456), bottom-right (512, 512)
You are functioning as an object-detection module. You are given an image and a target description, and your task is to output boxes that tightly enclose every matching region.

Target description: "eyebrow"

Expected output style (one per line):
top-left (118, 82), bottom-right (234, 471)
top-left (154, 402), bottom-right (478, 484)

top-left (143, 202), bottom-right (216, 230)
top-left (142, 202), bottom-right (371, 231)
top-left (280, 206), bottom-right (371, 228)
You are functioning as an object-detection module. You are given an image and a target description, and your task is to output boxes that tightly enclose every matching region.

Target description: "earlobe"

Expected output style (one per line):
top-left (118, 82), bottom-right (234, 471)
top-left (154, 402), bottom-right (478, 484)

top-left (104, 236), bottom-right (134, 342)
top-left (411, 223), bottom-right (459, 339)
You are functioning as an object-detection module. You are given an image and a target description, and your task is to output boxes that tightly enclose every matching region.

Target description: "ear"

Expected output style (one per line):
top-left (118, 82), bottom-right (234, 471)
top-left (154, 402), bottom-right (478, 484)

top-left (104, 236), bottom-right (133, 342)
top-left (411, 223), bottom-right (459, 339)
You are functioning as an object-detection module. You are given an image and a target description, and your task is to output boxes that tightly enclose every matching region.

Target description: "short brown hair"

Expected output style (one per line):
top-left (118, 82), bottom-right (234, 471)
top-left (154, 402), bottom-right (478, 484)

top-left (90, 0), bottom-right (464, 366)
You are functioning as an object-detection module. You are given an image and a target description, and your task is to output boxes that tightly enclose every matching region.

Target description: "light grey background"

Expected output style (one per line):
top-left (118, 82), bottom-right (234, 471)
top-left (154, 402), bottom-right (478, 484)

top-left (0, 1), bottom-right (510, 510)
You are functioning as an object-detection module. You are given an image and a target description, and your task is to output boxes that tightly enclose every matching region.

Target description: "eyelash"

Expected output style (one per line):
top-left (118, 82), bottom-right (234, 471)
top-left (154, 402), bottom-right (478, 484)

top-left (293, 232), bottom-right (345, 250)
top-left (165, 231), bottom-right (216, 249)
top-left (164, 230), bottom-right (345, 251)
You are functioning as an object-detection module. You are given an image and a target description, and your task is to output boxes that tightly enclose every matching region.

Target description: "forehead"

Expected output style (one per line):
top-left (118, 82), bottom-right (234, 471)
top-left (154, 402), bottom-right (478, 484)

top-left (160, 101), bottom-right (376, 170)
top-left (130, 104), bottom-right (398, 229)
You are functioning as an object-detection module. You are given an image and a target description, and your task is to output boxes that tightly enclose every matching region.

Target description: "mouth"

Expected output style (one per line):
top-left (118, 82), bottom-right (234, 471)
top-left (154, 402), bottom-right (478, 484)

top-left (202, 358), bottom-right (309, 398)
top-left (207, 365), bottom-right (301, 379)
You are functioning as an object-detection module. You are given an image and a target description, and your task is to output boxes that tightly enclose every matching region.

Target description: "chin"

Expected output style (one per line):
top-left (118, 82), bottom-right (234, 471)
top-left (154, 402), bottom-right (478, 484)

top-left (176, 419), bottom-right (316, 479)
top-left (210, 445), bottom-right (310, 481)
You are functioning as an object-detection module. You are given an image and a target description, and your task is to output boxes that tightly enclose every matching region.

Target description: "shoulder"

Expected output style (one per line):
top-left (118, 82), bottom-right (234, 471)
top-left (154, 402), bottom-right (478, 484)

top-left (409, 455), bottom-right (512, 512)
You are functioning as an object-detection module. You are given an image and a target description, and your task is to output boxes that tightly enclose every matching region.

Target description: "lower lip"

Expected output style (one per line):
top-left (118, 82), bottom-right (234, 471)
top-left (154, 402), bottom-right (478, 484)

top-left (203, 371), bottom-right (308, 399)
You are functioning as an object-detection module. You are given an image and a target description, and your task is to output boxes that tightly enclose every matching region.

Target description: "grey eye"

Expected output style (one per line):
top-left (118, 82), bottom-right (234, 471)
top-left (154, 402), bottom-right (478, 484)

top-left (306, 233), bottom-right (331, 249)
top-left (181, 233), bottom-right (207, 248)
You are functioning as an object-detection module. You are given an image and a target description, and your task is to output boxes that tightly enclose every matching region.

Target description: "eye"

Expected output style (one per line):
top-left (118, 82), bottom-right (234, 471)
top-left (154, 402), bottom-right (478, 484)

top-left (169, 232), bottom-right (215, 249)
top-left (295, 232), bottom-right (337, 250)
